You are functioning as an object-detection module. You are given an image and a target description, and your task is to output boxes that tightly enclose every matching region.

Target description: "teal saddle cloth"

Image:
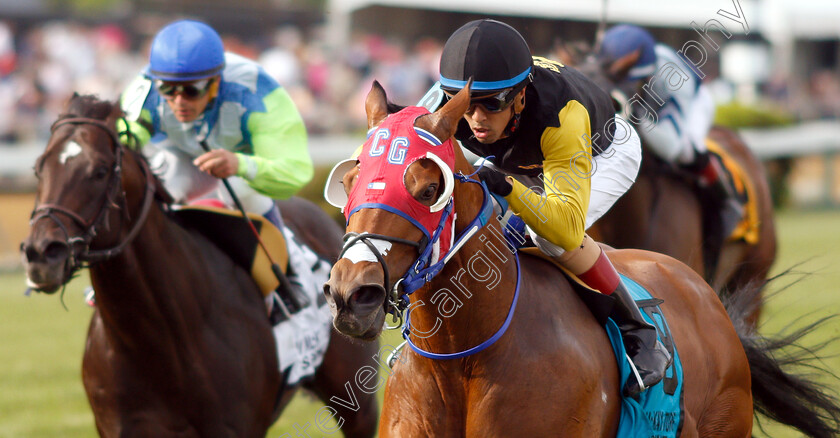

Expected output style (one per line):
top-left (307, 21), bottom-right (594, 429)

top-left (609, 274), bottom-right (685, 437)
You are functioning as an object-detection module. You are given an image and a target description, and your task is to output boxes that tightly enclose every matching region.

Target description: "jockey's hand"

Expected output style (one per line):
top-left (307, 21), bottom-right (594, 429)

top-left (477, 166), bottom-right (513, 197)
top-left (194, 149), bottom-right (239, 179)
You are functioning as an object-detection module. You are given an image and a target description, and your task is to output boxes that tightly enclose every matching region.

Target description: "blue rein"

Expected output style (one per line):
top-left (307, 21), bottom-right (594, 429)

top-left (403, 254), bottom-right (521, 360)
top-left (399, 174), bottom-right (522, 360)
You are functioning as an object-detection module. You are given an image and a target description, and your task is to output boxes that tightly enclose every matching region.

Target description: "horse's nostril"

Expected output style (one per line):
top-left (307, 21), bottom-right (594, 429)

top-left (323, 284), bottom-right (336, 305)
top-left (22, 243), bottom-right (40, 263)
top-left (44, 242), bottom-right (70, 261)
top-left (348, 285), bottom-right (385, 312)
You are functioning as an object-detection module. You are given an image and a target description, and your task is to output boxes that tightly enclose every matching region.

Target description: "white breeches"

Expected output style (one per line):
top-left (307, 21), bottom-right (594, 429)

top-left (145, 140), bottom-right (274, 215)
top-left (639, 85), bottom-right (714, 165)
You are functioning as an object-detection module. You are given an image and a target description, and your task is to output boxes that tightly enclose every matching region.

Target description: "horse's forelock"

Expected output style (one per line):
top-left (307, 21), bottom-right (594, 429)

top-left (387, 101), bottom-right (406, 115)
top-left (60, 94), bottom-right (121, 122)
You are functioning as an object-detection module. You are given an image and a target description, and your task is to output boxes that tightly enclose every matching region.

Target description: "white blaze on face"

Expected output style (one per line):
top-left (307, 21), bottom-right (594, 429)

top-left (342, 238), bottom-right (392, 264)
top-left (59, 141), bottom-right (83, 165)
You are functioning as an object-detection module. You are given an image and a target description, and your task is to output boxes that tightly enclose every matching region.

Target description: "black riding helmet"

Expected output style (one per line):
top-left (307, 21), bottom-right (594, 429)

top-left (439, 19), bottom-right (533, 105)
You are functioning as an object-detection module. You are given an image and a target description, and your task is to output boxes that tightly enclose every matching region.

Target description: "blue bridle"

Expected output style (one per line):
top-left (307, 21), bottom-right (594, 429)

top-left (339, 172), bottom-right (522, 360)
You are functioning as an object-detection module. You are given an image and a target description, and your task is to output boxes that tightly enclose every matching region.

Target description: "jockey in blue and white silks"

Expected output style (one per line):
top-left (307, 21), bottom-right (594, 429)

top-left (119, 20), bottom-right (311, 228)
top-left (115, 20), bottom-right (321, 332)
top-left (598, 24), bottom-right (743, 231)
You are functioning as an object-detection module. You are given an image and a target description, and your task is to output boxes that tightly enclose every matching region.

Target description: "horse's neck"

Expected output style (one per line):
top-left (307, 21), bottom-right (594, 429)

top-left (406, 169), bottom-right (519, 355)
top-left (89, 206), bottom-right (215, 347)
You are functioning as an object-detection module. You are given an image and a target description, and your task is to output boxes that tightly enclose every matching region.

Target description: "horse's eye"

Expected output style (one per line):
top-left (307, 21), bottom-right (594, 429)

top-left (420, 184), bottom-right (438, 202)
top-left (92, 166), bottom-right (109, 180)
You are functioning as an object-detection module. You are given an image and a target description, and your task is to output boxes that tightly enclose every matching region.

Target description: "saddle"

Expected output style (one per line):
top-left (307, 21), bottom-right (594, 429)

top-left (704, 139), bottom-right (759, 245)
top-left (171, 204), bottom-right (334, 386)
top-left (170, 205), bottom-right (289, 298)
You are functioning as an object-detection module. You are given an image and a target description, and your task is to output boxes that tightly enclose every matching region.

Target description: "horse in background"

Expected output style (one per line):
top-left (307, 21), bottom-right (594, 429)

top-left (21, 94), bottom-right (378, 437)
top-left (322, 81), bottom-right (839, 437)
top-left (575, 57), bottom-right (777, 326)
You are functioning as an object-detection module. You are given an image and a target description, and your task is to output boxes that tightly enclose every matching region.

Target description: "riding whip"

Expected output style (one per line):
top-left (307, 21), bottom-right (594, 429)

top-left (198, 140), bottom-right (307, 317)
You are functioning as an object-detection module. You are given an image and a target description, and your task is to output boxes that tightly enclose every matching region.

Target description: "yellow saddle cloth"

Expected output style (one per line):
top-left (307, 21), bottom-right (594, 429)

top-left (171, 205), bottom-right (289, 297)
top-left (705, 139), bottom-right (760, 245)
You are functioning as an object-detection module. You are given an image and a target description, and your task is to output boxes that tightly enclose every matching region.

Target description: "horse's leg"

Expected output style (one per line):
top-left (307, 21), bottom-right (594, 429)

top-left (269, 387), bottom-right (299, 425)
top-left (84, 315), bottom-right (226, 438)
top-left (117, 423), bottom-right (202, 438)
top-left (711, 243), bottom-right (749, 292)
top-left (696, 387), bottom-right (753, 437)
top-left (721, 231), bottom-right (776, 328)
top-left (303, 330), bottom-right (379, 438)
top-left (678, 415), bottom-right (699, 438)
top-left (83, 313), bottom-right (121, 437)
top-left (709, 126), bottom-right (777, 326)
top-left (715, 242), bottom-right (768, 327)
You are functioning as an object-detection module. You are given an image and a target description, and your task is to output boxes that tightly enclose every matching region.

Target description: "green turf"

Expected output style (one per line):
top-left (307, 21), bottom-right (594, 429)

top-left (751, 210), bottom-right (840, 438)
top-left (1, 209), bottom-right (839, 437)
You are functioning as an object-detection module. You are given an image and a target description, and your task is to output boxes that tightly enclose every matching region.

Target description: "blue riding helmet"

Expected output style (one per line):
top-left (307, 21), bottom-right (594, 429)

top-left (598, 24), bottom-right (657, 82)
top-left (147, 20), bottom-right (225, 82)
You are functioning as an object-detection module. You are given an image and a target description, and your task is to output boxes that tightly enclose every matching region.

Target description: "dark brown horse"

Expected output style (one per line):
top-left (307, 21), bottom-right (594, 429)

top-left (323, 82), bottom-right (839, 436)
top-left (590, 127), bottom-right (777, 293)
top-left (576, 58), bottom-right (777, 324)
top-left (21, 95), bottom-right (378, 437)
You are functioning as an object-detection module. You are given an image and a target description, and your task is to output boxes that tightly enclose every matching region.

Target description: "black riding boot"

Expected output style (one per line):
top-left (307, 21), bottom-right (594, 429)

top-left (262, 204), bottom-right (309, 324)
top-left (693, 151), bottom-right (744, 238)
top-left (611, 280), bottom-right (673, 397)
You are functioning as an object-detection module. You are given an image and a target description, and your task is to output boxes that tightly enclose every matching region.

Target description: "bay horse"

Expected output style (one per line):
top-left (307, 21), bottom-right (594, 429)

top-left (20, 94), bottom-right (378, 437)
top-left (323, 81), bottom-right (840, 436)
top-left (576, 58), bottom-right (777, 325)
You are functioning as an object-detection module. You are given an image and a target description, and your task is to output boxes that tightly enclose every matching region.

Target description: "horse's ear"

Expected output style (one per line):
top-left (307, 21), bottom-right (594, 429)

top-left (106, 100), bottom-right (124, 127)
top-left (419, 79), bottom-right (471, 141)
top-left (607, 49), bottom-right (641, 82)
top-left (365, 80), bottom-right (389, 129)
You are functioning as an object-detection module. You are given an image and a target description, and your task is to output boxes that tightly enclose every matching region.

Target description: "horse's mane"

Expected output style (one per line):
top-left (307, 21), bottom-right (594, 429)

top-left (387, 101), bottom-right (406, 115)
top-left (57, 93), bottom-right (121, 122)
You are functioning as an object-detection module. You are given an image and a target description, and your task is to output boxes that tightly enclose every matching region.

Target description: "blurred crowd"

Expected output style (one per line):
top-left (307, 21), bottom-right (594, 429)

top-left (0, 19), bottom-right (441, 144)
top-left (1, 19), bottom-right (839, 146)
top-left (767, 70), bottom-right (840, 121)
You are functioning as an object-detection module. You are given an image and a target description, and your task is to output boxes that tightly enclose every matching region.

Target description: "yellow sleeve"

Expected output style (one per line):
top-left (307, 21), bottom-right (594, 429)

top-left (505, 100), bottom-right (593, 251)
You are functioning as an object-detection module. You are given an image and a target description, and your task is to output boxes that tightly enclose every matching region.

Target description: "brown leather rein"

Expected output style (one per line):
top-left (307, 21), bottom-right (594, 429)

top-left (30, 116), bottom-right (156, 270)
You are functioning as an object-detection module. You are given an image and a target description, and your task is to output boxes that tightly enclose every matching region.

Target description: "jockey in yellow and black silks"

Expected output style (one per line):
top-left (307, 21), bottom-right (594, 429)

top-left (437, 19), bottom-right (671, 397)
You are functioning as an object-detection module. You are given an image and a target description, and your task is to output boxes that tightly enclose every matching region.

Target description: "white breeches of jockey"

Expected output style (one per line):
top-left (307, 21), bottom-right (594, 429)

top-left (514, 116), bottom-right (642, 257)
top-left (639, 84), bottom-right (714, 165)
top-left (145, 140), bottom-right (275, 216)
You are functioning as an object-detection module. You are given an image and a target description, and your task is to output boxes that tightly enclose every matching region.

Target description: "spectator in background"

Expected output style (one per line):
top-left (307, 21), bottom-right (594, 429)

top-left (0, 21), bottom-right (16, 77)
top-left (1, 19), bottom-right (448, 142)
top-left (0, 21), bottom-right (17, 142)
top-left (808, 70), bottom-right (840, 120)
